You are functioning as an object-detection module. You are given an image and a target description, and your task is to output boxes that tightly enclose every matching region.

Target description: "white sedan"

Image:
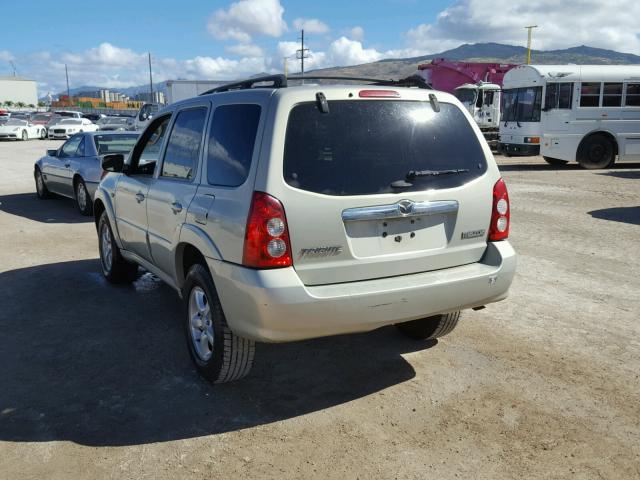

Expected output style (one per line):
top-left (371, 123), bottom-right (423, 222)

top-left (48, 118), bottom-right (98, 139)
top-left (0, 119), bottom-right (47, 141)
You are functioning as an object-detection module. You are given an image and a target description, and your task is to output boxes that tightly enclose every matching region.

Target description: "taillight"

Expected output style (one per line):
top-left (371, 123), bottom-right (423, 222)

top-left (242, 192), bottom-right (292, 269)
top-left (488, 178), bottom-right (510, 241)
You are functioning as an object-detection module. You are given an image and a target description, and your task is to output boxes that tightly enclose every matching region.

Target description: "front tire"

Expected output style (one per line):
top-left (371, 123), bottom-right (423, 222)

top-left (577, 134), bottom-right (615, 169)
top-left (183, 264), bottom-right (255, 383)
top-left (21, 130), bottom-right (28, 141)
top-left (35, 168), bottom-right (51, 199)
top-left (543, 156), bottom-right (568, 166)
top-left (39, 129), bottom-right (46, 140)
top-left (98, 212), bottom-right (138, 283)
top-left (75, 178), bottom-right (93, 216)
top-left (396, 311), bottom-right (461, 340)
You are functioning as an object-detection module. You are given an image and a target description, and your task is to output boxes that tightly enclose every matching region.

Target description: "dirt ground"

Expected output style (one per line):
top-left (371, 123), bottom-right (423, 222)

top-left (0, 139), bottom-right (638, 480)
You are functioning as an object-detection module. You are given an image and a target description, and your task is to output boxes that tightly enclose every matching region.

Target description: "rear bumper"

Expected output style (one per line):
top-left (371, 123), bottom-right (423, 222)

top-left (499, 142), bottom-right (540, 156)
top-left (208, 241), bottom-right (517, 342)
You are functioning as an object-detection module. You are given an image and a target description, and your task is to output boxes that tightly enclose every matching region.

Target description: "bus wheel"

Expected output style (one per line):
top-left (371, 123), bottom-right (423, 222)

top-left (577, 134), bottom-right (615, 169)
top-left (543, 156), bottom-right (568, 166)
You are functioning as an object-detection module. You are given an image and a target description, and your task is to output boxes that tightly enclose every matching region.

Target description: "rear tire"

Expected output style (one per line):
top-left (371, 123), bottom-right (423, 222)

top-left (98, 212), bottom-right (138, 283)
top-left (577, 134), bottom-right (615, 169)
top-left (396, 311), bottom-right (461, 340)
top-left (39, 129), bottom-right (46, 140)
top-left (543, 156), bottom-right (568, 166)
top-left (183, 264), bottom-right (255, 383)
top-left (21, 130), bottom-right (28, 141)
top-left (75, 178), bottom-right (93, 216)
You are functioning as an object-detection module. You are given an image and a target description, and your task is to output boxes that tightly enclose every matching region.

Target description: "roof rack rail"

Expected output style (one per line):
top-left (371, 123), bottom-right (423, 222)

top-left (200, 74), bottom-right (287, 95)
top-left (286, 74), bottom-right (431, 89)
top-left (199, 73), bottom-right (431, 96)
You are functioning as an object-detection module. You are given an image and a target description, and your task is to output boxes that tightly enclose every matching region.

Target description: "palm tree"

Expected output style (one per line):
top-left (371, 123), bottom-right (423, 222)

top-left (16, 101), bottom-right (26, 109)
top-left (28, 104), bottom-right (35, 109)
top-left (4, 100), bottom-right (14, 109)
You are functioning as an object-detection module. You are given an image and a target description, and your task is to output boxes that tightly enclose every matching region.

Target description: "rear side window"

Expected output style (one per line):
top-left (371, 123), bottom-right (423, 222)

top-left (602, 83), bottom-right (623, 107)
top-left (207, 104), bottom-right (261, 187)
top-left (626, 83), bottom-right (640, 106)
top-left (283, 101), bottom-right (487, 196)
top-left (161, 107), bottom-right (207, 180)
top-left (580, 83), bottom-right (601, 107)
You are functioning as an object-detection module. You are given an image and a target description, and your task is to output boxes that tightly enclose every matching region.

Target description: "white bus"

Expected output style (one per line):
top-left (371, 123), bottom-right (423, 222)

top-left (499, 65), bottom-right (640, 168)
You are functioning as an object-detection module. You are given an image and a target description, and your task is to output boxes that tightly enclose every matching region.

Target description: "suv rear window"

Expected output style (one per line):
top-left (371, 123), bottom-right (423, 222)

top-left (283, 100), bottom-right (487, 196)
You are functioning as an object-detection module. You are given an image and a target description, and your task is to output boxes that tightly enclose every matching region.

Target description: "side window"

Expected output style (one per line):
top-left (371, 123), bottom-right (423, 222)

top-left (161, 107), bottom-right (207, 180)
top-left (483, 91), bottom-right (495, 106)
top-left (545, 83), bottom-right (559, 109)
top-left (602, 83), bottom-right (623, 107)
top-left (207, 104), bottom-right (261, 187)
top-left (580, 82), bottom-right (601, 107)
top-left (625, 83), bottom-right (640, 106)
top-left (76, 137), bottom-right (85, 157)
top-left (131, 115), bottom-right (171, 175)
top-left (60, 135), bottom-right (83, 157)
top-left (558, 83), bottom-right (573, 109)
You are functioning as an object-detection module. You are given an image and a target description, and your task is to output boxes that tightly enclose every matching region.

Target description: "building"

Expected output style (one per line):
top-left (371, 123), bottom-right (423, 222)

top-left (0, 76), bottom-right (38, 106)
top-left (134, 91), bottom-right (166, 104)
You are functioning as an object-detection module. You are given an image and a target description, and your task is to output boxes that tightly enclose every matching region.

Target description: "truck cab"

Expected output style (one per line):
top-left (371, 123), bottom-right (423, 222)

top-left (454, 83), bottom-right (501, 146)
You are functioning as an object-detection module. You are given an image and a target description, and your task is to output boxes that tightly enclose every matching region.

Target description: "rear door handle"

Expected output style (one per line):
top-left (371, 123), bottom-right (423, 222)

top-left (135, 192), bottom-right (145, 203)
top-left (171, 202), bottom-right (183, 214)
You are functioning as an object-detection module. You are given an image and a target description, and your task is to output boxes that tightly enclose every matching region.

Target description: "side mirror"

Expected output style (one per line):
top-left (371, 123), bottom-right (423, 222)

top-left (102, 153), bottom-right (125, 173)
top-left (47, 149), bottom-right (58, 157)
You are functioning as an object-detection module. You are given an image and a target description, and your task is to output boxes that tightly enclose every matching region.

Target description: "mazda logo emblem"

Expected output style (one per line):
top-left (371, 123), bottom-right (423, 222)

top-left (398, 200), bottom-right (414, 216)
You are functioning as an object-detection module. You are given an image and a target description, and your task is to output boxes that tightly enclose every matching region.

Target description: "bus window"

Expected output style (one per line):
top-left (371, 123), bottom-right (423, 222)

top-left (624, 84), bottom-right (640, 106)
top-left (580, 83), bottom-right (601, 107)
top-left (558, 83), bottom-right (573, 108)
top-left (545, 84), bottom-right (559, 109)
top-left (501, 87), bottom-right (542, 122)
top-left (602, 83), bottom-right (623, 107)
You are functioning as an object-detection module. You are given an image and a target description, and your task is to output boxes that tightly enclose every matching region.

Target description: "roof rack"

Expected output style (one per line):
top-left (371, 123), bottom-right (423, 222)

top-left (200, 74), bottom-right (287, 95)
top-left (200, 73), bottom-right (431, 96)
top-left (287, 74), bottom-right (431, 89)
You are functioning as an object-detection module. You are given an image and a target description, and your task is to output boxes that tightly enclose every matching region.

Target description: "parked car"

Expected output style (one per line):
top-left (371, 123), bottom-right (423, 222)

top-left (94, 76), bottom-right (517, 383)
top-left (96, 116), bottom-right (134, 131)
top-left (53, 110), bottom-right (83, 119)
top-left (82, 113), bottom-right (105, 122)
top-left (34, 132), bottom-right (139, 214)
top-left (48, 118), bottom-right (98, 139)
top-left (31, 113), bottom-right (54, 126)
top-left (133, 102), bottom-right (160, 130)
top-left (0, 118), bottom-right (46, 140)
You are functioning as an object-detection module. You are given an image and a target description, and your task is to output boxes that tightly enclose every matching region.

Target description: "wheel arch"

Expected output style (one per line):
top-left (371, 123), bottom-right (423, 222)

top-left (578, 130), bottom-right (619, 157)
top-left (175, 242), bottom-right (210, 291)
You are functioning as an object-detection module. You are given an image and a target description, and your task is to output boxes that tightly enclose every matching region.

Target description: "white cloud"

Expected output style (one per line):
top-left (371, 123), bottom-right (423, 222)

top-left (292, 18), bottom-right (330, 35)
top-left (329, 37), bottom-right (383, 65)
top-left (0, 50), bottom-right (14, 62)
top-left (226, 43), bottom-right (264, 57)
top-left (347, 26), bottom-right (364, 41)
top-left (207, 0), bottom-right (287, 43)
top-left (406, 0), bottom-right (640, 53)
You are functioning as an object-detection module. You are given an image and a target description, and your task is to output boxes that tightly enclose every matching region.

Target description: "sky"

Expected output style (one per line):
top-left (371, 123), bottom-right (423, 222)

top-left (1, 0), bottom-right (640, 94)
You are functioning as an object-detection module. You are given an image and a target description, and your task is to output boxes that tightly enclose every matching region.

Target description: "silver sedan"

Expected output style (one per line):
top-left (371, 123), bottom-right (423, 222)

top-left (34, 132), bottom-right (139, 215)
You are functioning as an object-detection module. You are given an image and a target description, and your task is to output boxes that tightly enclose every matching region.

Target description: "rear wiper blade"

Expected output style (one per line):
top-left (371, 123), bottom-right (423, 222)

top-left (406, 168), bottom-right (469, 179)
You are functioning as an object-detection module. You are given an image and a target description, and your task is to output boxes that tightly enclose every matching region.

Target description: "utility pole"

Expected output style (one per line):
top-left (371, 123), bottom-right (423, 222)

top-left (65, 64), bottom-right (71, 100)
top-left (283, 57), bottom-right (288, 78)
top-left (148, 52), bottom-right (154, 103)
top-left (9, 61), bottom-right (16, 77)
top-left (296, 29), bottom-right (309, 82)
top-left (525, 25), bottom-right (538, 65)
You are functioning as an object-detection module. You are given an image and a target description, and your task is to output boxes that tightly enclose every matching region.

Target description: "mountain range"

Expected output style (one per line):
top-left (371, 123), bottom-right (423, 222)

top-left (53, 42), bottom-right (640, 99)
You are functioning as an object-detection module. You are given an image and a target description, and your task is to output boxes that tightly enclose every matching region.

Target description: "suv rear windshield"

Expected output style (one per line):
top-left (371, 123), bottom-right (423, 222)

top-left (283, 100), bottom-right (487, 196)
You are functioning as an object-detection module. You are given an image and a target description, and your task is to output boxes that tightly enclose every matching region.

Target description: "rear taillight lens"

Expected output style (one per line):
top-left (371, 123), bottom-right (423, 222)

top-left (243, 192), bottom-right (292, 269)
top-left (488, 178), bottom-right (510, 241)
top-left (358, 90), bottom-right (400, 98)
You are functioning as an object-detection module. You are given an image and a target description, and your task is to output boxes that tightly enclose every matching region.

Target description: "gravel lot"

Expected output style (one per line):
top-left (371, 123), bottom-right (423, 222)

top-left (0, 139), bottom-right (638, 479)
